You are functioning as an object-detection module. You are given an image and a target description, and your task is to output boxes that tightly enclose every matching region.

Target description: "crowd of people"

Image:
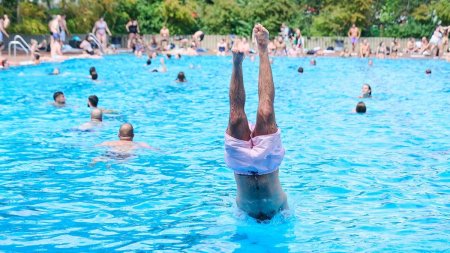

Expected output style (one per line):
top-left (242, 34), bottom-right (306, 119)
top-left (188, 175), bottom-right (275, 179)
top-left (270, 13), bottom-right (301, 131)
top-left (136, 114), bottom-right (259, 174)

top-left (0, 13), bottom-right (445, 222)
top-left (2, 14), bottom-right (450, 68)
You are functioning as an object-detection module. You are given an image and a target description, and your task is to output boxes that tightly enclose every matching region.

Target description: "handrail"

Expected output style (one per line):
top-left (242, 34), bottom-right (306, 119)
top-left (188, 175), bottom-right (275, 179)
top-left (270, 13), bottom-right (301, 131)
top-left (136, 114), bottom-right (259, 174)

top-left (8, 41), bottom-right (29, 57)
top-left (88, 33), bottom-right (104, 53)
top-left (13, 35), bottom-right (31, 52)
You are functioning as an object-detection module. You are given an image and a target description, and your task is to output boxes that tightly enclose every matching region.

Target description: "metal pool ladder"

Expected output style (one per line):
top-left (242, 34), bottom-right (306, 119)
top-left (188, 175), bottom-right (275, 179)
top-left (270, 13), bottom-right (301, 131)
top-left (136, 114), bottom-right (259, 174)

top-left (88, 33), bottom-right (104, 54)
top-left (8, 35), bottom-right (31, 57)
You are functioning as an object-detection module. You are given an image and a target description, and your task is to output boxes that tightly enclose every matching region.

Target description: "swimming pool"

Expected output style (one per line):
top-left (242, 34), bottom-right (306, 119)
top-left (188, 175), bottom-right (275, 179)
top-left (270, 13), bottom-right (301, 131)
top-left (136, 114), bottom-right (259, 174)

top-left (0, 55), bottom-right (449, 252)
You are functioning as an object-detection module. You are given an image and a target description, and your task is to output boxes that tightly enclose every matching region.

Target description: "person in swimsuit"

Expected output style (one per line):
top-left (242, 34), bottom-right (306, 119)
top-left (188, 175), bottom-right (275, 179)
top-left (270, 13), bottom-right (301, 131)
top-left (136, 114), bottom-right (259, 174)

top-left (225, 24), bottom-right (288, 221)
top-left (359, 39), bottom-right (371, 58)
top-left (176, 71), bottom-right (187, 83)
top-left (126, 18), bottom-right (140, 49)
top-left (192, 30), bottom-right (205, 48)
top-left (99, 123), bottom-right (152, 150)
top-left (92, 17), bottom-right (112, 49)
top-left (59, 15), bottom-right (70, 44)
top-left (389, 38), bottom-right (399, 58)
top-left (217, 38), bottom-right (227, 56)
top-left (419, 36), bottom-right (431, 56)
top-left (442, 26), bottom-right (450, 56)
top-left (53, 91), bottom-right (66, 107)
top-left (0, 15), bottom-right (10, 55)
top-left (405, 38), bottom-right (416, 54)
top-left (133, 34), bottom-right (145, 57)
top-left (78, 108), bottom-right (103, 132)
top-left (348, 23), bottom-right (361, 53)
top-left (160, 25), bottom-right (170, 49)
top-left (376, 41), bottom-right (386, 59)
top-left (355, 102), bottom-right (367, 113)
top-left (294, 28), bottom-right (304, 55)
top-left (274, 36), bottom-right (286, 56)
top-left (49, 15), bottom-right (62, 57)
top-left (427, 26), bottom-right (443, 56)
top-left (359, 84), bottom-right (372, 98)
top-left (80, 35), bottom-right (95, 55)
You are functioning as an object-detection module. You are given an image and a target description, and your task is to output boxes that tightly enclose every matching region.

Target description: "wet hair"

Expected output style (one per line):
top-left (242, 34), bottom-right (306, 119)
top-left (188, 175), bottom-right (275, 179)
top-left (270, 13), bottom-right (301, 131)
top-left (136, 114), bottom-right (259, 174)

top-left (166, 53), bottom-right (172, 59)
top-left (119, 123), bottom-right (134, 139)
top-left (89, 67), bottom-right (96, 75)
top-left (91, 108), bottom-right (103, 121)
top-left (53, 91), bottom-right (64, 101)
top-left (177, 54), bottom-right (181, 59)
top-left (1, 59), bottom-right (7, 67)
top-left (146, 59), bottom-right (152, 65)
top-left (88, 95), bottom-right (99, 107)
top-left (363, 83), bottom-right (372, 97)
top-left (91, 72), bottom-right (98, 80)
top-left (425, 69), bottom-right (432, 74)
top-left (298, 67), bottom-right (304, 73)
top-left (34, 54), bottom-right (40, 60)
top-left (176, 71), bottom-right (186, 82)
top-left (356, 102), bottom-right (367, 113)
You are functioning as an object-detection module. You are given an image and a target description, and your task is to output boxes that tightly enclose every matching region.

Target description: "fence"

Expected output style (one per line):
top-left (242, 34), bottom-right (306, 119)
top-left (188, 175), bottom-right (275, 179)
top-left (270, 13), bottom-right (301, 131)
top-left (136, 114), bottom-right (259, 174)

top-left (1, 34), bottom-right (413, 53)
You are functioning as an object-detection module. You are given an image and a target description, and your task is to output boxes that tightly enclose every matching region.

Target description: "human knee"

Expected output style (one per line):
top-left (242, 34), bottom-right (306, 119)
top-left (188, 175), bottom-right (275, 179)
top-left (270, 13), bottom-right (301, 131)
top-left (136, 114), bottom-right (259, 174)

top-left (229, 113), bottom-right (246, 126)
top-left (257, 107), bottom-right (274, 121)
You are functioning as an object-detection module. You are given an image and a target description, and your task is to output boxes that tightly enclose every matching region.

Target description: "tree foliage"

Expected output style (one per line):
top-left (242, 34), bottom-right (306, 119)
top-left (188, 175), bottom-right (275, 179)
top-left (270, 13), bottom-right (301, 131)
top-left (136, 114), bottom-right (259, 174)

top-left (1, 0), bottom-right (450, 37)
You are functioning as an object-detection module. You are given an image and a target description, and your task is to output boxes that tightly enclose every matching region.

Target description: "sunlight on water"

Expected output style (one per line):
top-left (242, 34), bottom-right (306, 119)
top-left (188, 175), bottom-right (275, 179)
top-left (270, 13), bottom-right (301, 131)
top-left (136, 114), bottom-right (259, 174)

top-left (0, 55), bottom-right (449, 252)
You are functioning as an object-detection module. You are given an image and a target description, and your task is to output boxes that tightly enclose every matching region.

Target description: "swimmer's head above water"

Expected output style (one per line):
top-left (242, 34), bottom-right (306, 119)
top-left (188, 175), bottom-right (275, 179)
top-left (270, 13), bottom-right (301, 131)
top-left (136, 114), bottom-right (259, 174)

top-left (118, 123), bottom-right (134, 141)
top-left (89, 67), bottom-right (96, 75)
top-left (91, 108), bottom-right (103, 122)
top-left (355, 101), bottom-right (367, 113)
top-left (91, 72), bottom-right (98, 80)
top-left (176, 71), bottom-right (187, 82)
top-left (361, 83), bottom-right (372, 98)
top-left (88, 95), bottom-right (99, 107)
top-left (53, 91), bottom-right (65, 105)
top-left (51, 68), bottom-right (60, 75)
top-left (297, 67), bottom-right (304, 73)
top-left (425, 69), bottom-right (432, 75)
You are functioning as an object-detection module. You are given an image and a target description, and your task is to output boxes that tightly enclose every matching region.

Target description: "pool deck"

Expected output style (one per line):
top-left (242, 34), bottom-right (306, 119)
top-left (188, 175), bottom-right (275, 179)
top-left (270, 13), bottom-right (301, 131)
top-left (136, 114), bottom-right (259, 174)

top-left (1, 48), bottom-right (449, 67)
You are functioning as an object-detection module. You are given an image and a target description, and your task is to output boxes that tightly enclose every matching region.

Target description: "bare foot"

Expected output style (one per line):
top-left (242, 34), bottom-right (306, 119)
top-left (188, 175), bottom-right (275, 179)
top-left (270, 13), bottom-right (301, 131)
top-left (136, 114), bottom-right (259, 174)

top-left (253, 24), bottom-right (269, 52)
top-left (232, 38), bottom-right (245, 65)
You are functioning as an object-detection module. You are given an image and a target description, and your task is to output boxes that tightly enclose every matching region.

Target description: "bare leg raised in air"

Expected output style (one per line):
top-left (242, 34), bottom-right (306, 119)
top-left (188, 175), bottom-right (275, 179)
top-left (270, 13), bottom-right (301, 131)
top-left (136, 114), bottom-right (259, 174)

top-left (225, 24), bottom-right (287, 221)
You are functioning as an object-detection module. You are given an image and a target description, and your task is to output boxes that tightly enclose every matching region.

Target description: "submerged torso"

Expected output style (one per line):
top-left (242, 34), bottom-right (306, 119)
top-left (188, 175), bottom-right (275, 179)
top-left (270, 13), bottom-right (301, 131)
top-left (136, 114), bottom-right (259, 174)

top-left (234, 170), bottom-right (287, 220)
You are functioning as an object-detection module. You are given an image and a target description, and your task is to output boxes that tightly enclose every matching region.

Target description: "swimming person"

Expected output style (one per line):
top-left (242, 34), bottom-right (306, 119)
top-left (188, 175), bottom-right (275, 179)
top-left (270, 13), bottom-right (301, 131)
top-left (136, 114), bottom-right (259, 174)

top-left (78, 108), bottom-right (103, 131)
top-left (53, 91), bottom-right (66, 107)
top-left (87, 95), bottom-right (116, 114)
top-left (176, 72), bottom-right (187, 82)
top-left (224, 24), bottom-right (287, 221)
top-left (50, 68), bottom-right (60, 75)
top-left (355, 102), bottom-right (367, 113)
top-left (99, 123), bottom-right (152, 150)
top-left (359, 84), bottom-right (372, 98)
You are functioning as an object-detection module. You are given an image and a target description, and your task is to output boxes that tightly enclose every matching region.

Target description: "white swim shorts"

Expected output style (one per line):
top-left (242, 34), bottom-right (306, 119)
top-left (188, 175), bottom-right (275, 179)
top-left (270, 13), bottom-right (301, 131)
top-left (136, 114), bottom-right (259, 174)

top-left (224, 123), bottom-right (285, 175)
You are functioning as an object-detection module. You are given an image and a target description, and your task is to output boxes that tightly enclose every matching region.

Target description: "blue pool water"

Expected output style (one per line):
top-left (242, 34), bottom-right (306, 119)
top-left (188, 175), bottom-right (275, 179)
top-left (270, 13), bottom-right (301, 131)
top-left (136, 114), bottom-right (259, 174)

top-left (0, 55), bottom-right (449, 252)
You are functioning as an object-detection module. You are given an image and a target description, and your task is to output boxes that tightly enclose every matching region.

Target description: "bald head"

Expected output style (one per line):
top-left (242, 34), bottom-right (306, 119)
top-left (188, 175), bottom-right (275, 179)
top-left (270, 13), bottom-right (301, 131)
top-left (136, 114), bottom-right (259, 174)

top-left (119, 123), bottom-right (134, 141)
top-left (91, 108), bottom-right (103, 122)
